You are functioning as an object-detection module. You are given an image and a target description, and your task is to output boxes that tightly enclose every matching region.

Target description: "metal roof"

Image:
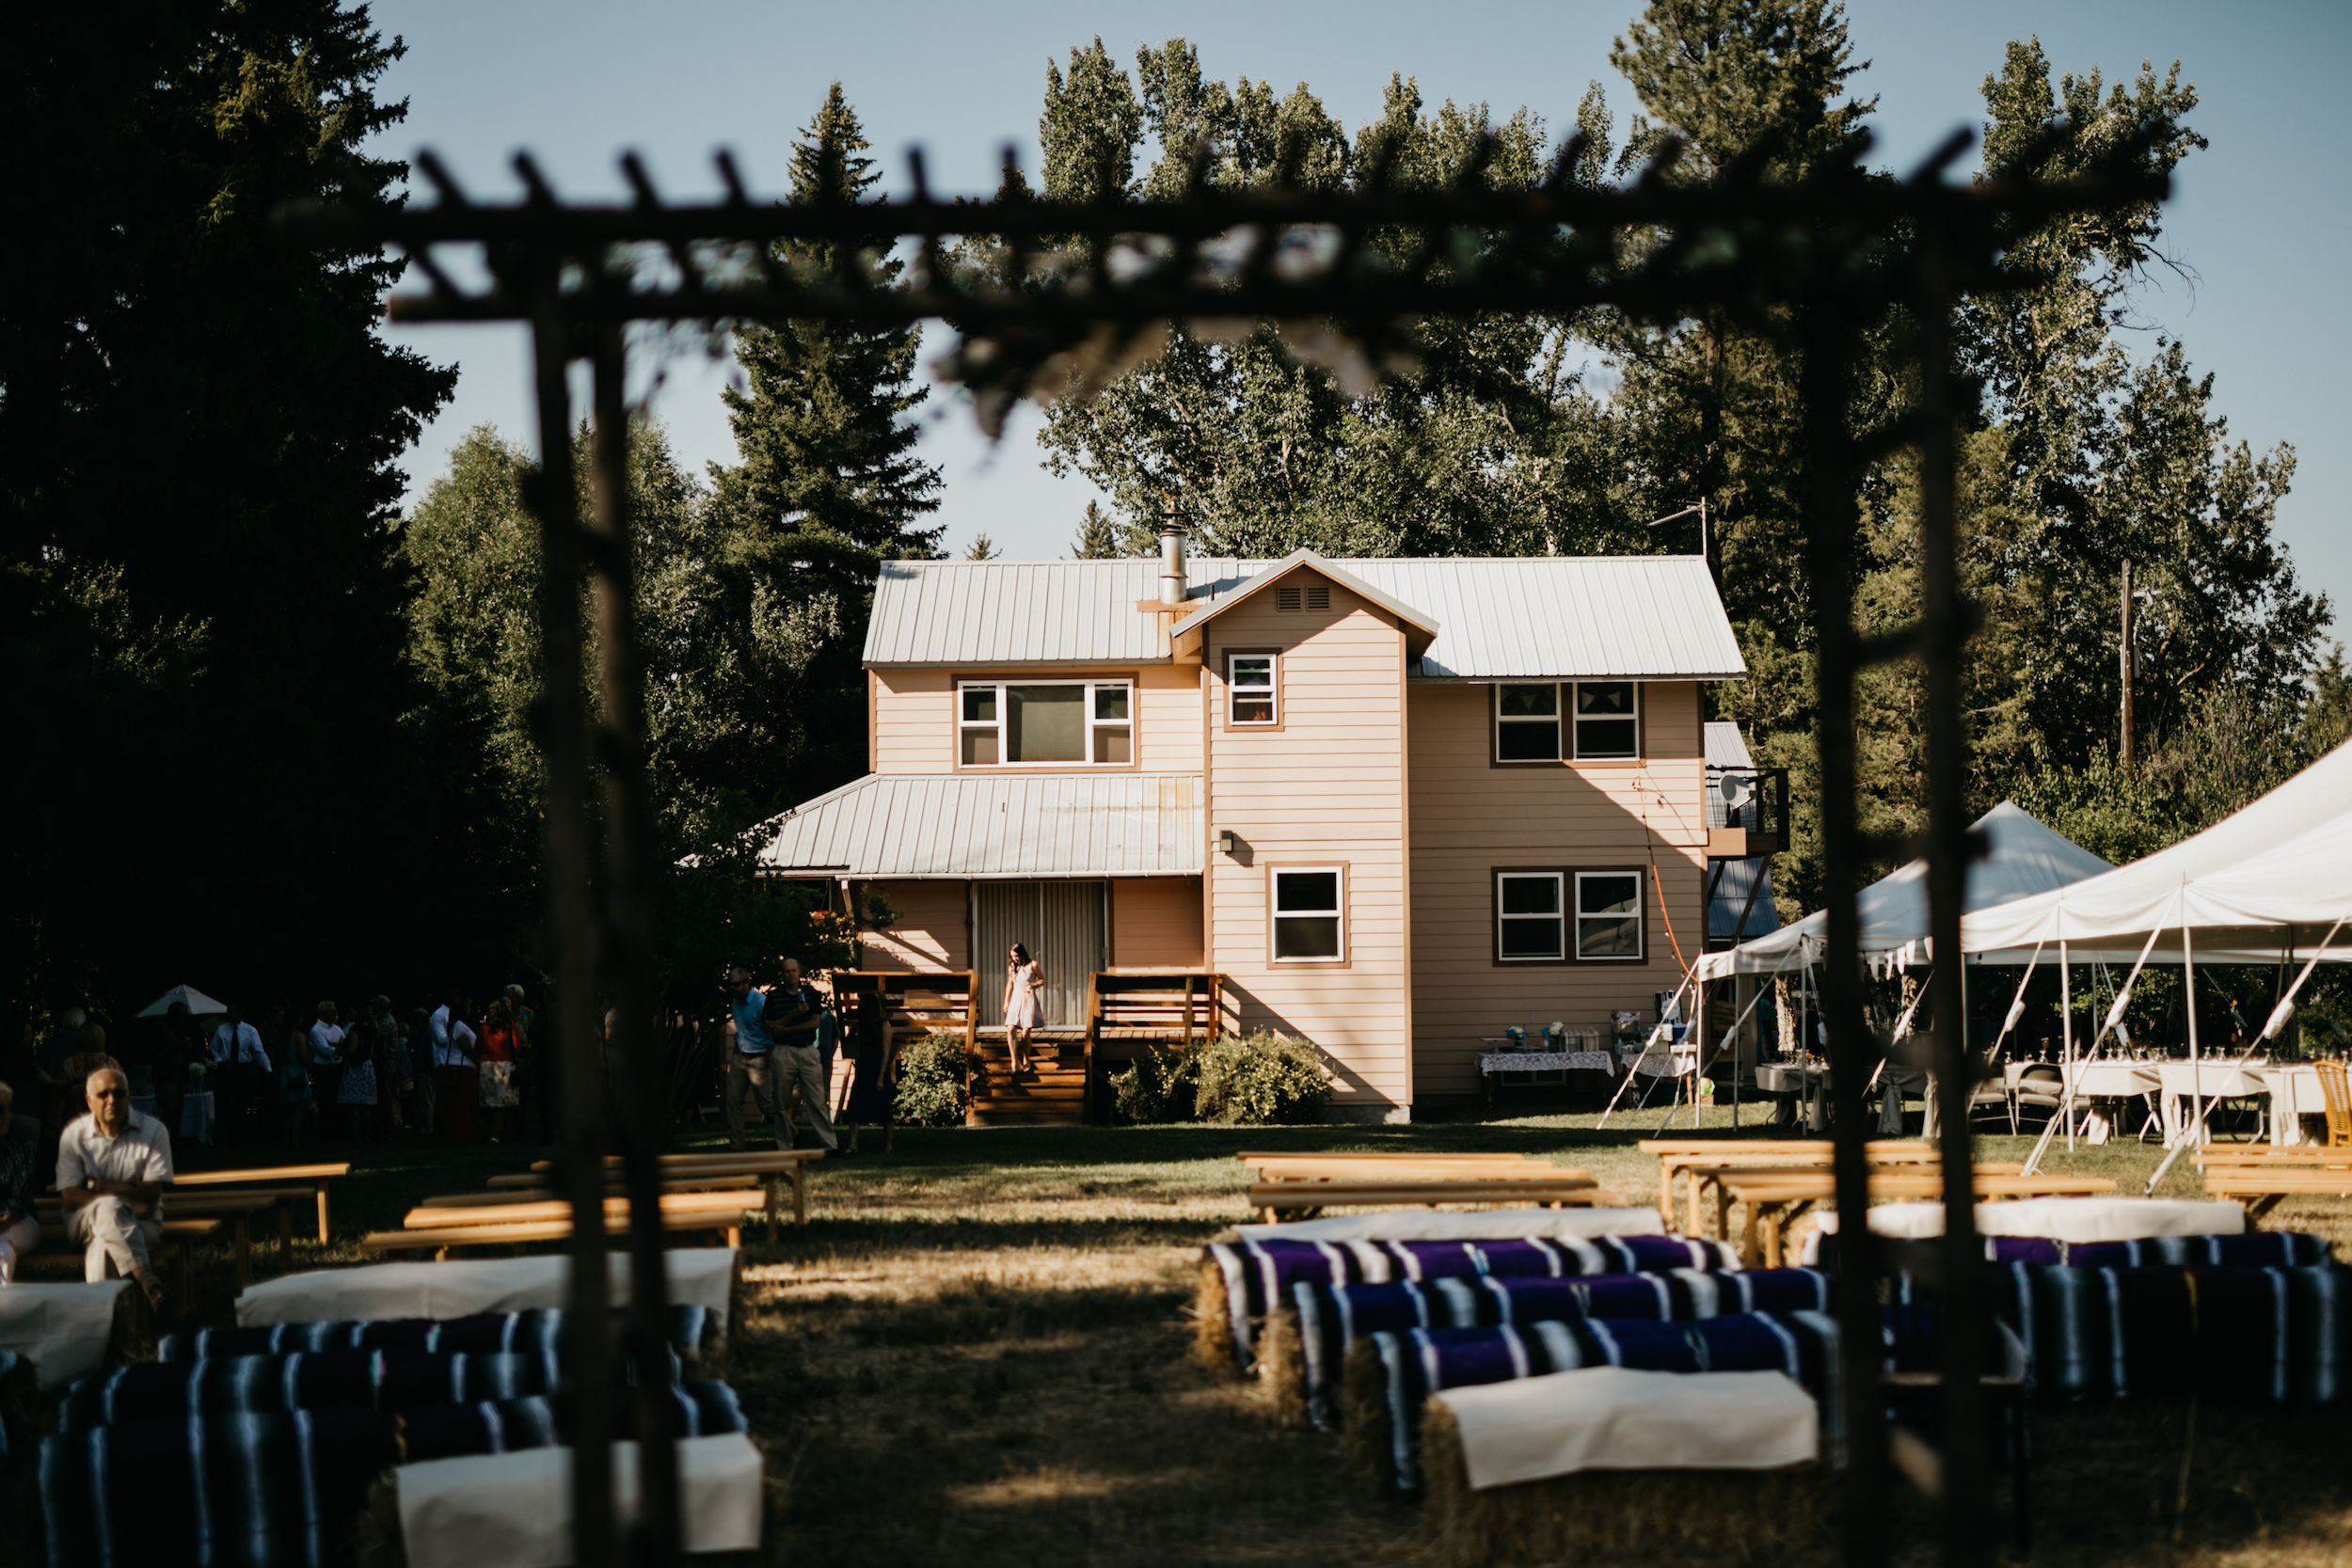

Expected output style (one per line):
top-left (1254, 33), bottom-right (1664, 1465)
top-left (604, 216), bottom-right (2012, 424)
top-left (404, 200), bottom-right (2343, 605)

top-left (1170, 548), bottom-right (1440, 641)
top-left (755, 772), bottom-right (1202, 879)
top-left (867, 553), bottom-right (1743, 681)
top-left (1703, 721), bottom-right (1756, 770)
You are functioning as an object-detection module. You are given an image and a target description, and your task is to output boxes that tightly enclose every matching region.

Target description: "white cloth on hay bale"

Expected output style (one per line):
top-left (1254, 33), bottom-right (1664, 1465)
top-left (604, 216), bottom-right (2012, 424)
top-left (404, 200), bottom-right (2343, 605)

top-left (236, 1247), bottom-right (739, 1327)
top-left (1233, 1207), bottom-right (1665, 1243)
top-left (396, 1433), bottom-right (762, 1568)
top-left (1437, 1366), bottom-right (1818, 1490)
top-left (1801, 1196), bottom-right (2244, 1260)
top-left (0, 1281), bottom-right (135, 1390)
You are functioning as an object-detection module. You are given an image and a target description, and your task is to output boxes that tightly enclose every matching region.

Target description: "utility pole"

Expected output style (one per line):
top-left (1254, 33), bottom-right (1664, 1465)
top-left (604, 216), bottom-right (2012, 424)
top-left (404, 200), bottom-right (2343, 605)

top-left (2120, 559), bottom-right (2136, 768)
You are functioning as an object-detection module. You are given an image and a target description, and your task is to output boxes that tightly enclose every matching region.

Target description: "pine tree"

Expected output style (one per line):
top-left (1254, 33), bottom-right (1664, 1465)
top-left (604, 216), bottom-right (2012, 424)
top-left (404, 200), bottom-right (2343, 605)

top-left (964, 533), bottom-right (1000, 560)
top-left (1072, 501), bottom-right (1124, 558)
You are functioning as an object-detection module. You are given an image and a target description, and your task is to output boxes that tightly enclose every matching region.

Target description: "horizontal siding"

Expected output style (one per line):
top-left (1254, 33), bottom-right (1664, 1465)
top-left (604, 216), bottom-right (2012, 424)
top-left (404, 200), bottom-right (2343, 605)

top-left (858, 880), bottom-right (968, 972)
top-left (1206, 574), bottom-right (1411, 1106)
top-left (1406, 676), bottom-right (1712, 1097)
top-left (869, 665), bottom-right (1202, 775)
top-left (1112, 878), bottom-right (1204, 968)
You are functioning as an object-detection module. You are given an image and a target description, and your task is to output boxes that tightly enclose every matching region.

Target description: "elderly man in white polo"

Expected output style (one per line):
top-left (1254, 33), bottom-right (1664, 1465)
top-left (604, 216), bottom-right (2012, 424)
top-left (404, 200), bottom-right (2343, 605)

top-left (56, 1066), bottom-right (174, 1312)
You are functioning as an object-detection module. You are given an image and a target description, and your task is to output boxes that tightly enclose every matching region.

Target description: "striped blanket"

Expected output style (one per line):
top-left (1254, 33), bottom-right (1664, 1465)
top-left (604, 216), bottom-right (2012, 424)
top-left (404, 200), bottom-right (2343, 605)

top-left (1362, 1311), bottom-right (1841, 1490)
top-left (160, 1304), bottom-right (719, 1364)
top-left (61, 1352), bottom-right (743, 1435)
top-left (1206, 1233), bottom-right (1740, 1366)
top-left (1292, 1268), bottom-right (1831, 1428)
top-left (1817, 1228), bottom-right (2331, 1271)
top-left (1992, 1262), bottom-right (2351, 1404)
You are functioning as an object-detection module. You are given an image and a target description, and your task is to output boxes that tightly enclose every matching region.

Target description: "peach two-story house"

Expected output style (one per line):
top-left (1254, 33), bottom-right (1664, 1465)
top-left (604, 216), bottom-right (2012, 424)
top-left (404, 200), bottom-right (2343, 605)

top-left (755, 532), bottom-right (1754, 1121)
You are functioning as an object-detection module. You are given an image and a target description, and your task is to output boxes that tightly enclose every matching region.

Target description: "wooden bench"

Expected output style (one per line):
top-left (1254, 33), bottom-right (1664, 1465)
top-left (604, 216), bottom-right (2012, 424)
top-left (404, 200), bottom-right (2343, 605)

top-left (1638, 1139), bottom-right (1937, 1228)
top-left (1247, 1176), bottom-right (1599, 1223)
top-left (2196, 1146), bottom-right (2352, 1168)
top-left (1716, 1171), bottom-right (2118, 1267)
top-left (169, 1163), bottom-right (352, 1243)
top-left (522, 1149), bottom-right (823, 1239)
top-left (27, 1197), bottom-right (218, 1302)
top-left (2202, 1167), bottom-right (2352, 1219)
top-left (1685, 1159), bottom-right (2026, 1243)
top-left (1244, 1154), bottom-right (1583, 1186)
top-left (359, 1205), bottom-right (754, 1259)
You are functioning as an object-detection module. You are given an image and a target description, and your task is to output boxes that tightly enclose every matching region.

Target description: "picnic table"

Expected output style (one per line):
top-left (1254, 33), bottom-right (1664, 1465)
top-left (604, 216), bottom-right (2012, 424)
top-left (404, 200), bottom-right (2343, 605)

top-left (363, 1189), bottom-right (767, 1259)
top-left (1638, 1139), bottom-right (1938, 1230)
top-left (169, 1163), bottom-right (351, 1243)
top-left (1714, 1169), bottom-right (2118, 1266)
top-left (520, 1148), bottom-right (824, 1238)
top-left (1239, 1152), bottom-right (1568, 1184)
top-left (2200, 1153), bottom-right (2352, 1218)
top-left (1247, 1175), bottom-right (1598, 1224)
top-left (27, 1197), bottom-right (218, 1303)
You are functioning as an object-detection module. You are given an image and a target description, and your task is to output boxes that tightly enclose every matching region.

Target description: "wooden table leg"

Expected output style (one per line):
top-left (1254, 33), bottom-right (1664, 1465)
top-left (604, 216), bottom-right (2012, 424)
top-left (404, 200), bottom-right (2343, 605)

top-left (1659, 1162), bottom-right (1675, 1224)
top-left (1742, 1196), bottom-right (1763, 1266)
top-left (315, 1187), bottom-right (331, 1244)
top-left (765, 1176), bottom-right (780, 1244)
top-left (792, 1164), bottom-right (807, 1227)
top-left (1687, 1171), bottom-right (1705, 1238)
top-left (233, 1212), bottom-right (254, 1289)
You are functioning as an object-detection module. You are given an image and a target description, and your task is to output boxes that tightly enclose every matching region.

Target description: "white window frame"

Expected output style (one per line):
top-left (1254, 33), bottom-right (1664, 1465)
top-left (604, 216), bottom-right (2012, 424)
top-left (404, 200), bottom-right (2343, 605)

top-left (1493, 682), bottom-right (1563, 762)
top-left (1574, 870), bottom-right (1646, 961)
top-left (1572, 682), bottom-right (1641, 760)
top-left (1228, 653), bottom-right (1278, 726)
top-left (1494, 871), bottom-right (1566, 962)
top-left (957, 678), bottom-right (1134, 768)
top-left (1269, 864), bottom-right (1346, 964)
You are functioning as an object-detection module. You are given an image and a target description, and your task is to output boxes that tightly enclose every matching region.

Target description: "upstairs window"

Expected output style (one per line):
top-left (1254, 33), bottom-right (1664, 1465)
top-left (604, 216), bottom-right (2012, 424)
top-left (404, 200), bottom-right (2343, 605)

top-left (1493, 682), bottom-right (1642, 762)
top-left (1270, 865), bottom-right (1345, 962)
top-left (959, 680), bottom-right (1133, 766)
top-left (1228, 654), bottom-right (1277, 725)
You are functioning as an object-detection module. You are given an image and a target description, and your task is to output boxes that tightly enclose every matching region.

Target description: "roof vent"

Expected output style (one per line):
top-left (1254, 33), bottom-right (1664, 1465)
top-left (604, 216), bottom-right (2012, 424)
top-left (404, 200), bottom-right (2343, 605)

top-left (1305, 581), bottom-right (1330, 612)
top-left (1277, 586), bottom-right (1301, 613)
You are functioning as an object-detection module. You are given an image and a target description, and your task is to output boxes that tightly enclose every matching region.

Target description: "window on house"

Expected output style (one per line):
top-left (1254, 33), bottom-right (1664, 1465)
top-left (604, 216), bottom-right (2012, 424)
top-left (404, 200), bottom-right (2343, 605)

top-left (1229, 654), bottom-right (1276, 725)
top-left (1574, 683), bottom-right (1640, 758)
top-left (1494, 682), bottom-right (1643, 761)
top-left (1495, 872), bottom-right (1565, 961)
top-left (1495, 684), bottom-right (1561, 760)
top-left (1575, 872), bottom-right (1645, 959)
top-left (958, 680), bottom-right (1133, 766)
top-left (1271, 866), bottom-right (1344, 961)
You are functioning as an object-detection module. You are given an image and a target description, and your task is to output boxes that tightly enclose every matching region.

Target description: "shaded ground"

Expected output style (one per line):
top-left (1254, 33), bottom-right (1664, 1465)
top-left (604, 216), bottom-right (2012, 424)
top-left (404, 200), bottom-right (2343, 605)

top-left (152, 1107), bottom-right (2352, 1564)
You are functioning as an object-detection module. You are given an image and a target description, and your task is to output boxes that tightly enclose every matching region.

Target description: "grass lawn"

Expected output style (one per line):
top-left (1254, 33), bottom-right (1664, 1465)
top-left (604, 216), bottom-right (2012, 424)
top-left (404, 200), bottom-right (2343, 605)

top-left (151, 1101), bottom-right (2352, 1566)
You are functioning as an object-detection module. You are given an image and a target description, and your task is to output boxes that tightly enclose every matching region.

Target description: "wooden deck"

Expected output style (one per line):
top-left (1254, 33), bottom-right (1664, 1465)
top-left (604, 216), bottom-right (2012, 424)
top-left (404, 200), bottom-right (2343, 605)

top-left (967, 970), bottom-right (1227, 1128)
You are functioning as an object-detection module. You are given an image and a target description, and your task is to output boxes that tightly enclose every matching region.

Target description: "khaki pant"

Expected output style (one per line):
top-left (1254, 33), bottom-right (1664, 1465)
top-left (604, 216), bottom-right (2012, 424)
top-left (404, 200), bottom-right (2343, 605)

top-left (774, 1043), bottom-right (837, 1150)
top-left (69, 1197), bottom-right (161, 1283)
top-left (724, 1051), bottom-right (789, 1150)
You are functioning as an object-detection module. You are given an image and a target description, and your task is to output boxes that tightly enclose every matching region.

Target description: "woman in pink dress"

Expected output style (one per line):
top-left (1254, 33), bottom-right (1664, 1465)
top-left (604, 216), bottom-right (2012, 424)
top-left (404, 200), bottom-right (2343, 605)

top-left (1000, 944), bottom-right (1043, 1073)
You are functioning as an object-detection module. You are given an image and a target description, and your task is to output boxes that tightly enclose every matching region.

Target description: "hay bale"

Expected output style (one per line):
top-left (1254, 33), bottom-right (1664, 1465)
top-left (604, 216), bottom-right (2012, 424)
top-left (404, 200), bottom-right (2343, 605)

top-left (1190, 1257), bottom-right (1238, 1370)
top-left (1417, 1401), bottom-right (1832, 1568)
top-left (1341, 1337), bottom-right (1397, 1489)
top-left (1256, 1307), bottom-right (1310, 1428)
top-left (104, 1283), bottom-right (155, 1371)
top-left (354, 1470), bottom-right (405, 1568)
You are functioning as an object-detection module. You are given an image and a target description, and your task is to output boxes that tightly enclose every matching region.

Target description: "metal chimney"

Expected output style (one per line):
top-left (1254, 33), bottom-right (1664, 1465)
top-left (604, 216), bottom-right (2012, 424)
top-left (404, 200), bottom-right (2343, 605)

top-left (1159, 521), bottom-right (1187, 610)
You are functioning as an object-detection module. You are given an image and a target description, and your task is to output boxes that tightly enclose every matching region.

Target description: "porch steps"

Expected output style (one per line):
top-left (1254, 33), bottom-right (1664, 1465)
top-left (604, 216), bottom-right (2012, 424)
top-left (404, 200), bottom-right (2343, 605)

top-left (966, 1037), bottom-right (1089, 1128)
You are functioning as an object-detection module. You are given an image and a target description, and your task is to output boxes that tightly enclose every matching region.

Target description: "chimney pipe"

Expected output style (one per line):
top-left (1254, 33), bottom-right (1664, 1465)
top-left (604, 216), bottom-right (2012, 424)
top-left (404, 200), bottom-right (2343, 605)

top-left (1159, 521), bottom-right (1187, 610)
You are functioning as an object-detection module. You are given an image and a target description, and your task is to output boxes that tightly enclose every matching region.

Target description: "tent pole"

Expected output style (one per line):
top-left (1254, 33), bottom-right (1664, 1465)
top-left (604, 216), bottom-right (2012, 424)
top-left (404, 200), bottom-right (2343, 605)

top-left (2060, 941), bottom-right (2074, 1152)
top-left (2185, 924), bottom-right (2201, 1148)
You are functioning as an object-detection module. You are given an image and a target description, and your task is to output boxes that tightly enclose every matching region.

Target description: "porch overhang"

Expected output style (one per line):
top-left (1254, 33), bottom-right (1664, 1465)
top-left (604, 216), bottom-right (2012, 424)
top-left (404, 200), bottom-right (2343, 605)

top-left (754, 772), bottom-right (1204, 880)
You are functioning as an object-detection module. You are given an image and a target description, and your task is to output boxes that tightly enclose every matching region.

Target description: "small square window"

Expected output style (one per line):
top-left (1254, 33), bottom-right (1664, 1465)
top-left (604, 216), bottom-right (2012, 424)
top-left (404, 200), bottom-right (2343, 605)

top-left (1271, 866), bottom-right (1344, 961)
top-left (1575, 872), bottom-right (1645, 960)
top-left (1229, 654), bottom-right (1276, 725)
top-left (1496, 683), bottom-right (1562, 761)
top-left (1496, 873), bottom-right (1565, 961)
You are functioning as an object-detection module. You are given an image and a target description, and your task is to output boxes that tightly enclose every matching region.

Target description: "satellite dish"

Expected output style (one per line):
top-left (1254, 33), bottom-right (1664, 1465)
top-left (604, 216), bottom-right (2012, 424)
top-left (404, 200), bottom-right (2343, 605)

top-left (1718, 772), bottom-right (1750, 808)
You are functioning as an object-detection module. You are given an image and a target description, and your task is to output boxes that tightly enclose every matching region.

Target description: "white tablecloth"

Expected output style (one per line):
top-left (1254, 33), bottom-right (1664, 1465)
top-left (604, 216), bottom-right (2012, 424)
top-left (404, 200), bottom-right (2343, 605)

top-left (1810, 1196), bottom-right (2245, 1243)
top-left (2062, 1061), bottom-right (2162, 1099)
top-left (2157, 1060), bottom-right (2271, 1141)
top-left (236, 1247), bottom-right (739, 1326)
top-left (0, 1282), bottom-right (133, 1390)
top-left (397, 1433), bottom-right (762, 1568)
top-left (2264, 1066), bottom-right (2329, 1146)
top-left (1478, 1052), bottom-right (1615, 1074)
top-left (1437, 1367), bottom-right (1818, 1488)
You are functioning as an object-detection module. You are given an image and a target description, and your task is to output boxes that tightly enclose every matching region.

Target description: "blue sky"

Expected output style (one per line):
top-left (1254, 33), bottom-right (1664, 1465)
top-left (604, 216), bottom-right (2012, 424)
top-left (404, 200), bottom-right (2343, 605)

top-left (366, 0), bottom-right (2350, 634)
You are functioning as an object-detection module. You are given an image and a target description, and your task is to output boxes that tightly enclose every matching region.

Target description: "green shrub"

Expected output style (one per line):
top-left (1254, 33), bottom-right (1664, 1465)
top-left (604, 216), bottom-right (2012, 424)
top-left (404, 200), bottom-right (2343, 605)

top-left (892, 1032), bottom-right (972, 1128)
top-left (1109, 1046), bottom-right (1198, 1124)
top-left (1194, 1030), bottom-right (1334, 1124)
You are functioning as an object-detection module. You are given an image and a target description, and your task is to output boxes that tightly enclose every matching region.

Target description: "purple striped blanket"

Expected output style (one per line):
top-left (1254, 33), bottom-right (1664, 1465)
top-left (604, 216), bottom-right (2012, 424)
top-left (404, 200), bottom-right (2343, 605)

top-left (1207, 1233), bottom-right (1740, 1365)
top-left (1293, 1267), bottom-right (1830, 1428)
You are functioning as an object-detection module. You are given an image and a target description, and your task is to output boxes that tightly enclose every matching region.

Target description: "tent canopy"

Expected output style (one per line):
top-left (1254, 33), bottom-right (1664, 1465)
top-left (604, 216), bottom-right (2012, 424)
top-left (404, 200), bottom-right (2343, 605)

top-left (1961, 739), bottom-right (2352, 955)
top-left (135, 985), bottom-right (226, 1018)
top-left (1695, 801), bottom-right (2111, 980)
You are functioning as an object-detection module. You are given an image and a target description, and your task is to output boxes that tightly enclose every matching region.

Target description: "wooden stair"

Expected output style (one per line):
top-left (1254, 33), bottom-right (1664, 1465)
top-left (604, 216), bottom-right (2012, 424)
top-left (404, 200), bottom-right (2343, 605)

top-left (966, 1033), bottom-right (1089, 1127)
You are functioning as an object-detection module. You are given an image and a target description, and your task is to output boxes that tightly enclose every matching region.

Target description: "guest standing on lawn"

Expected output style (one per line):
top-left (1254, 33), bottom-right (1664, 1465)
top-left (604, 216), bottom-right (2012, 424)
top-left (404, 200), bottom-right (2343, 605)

top-left (724, 967), bottom-right (798, 1151)
top-left (307, 1003), bottom-right (345, 1121)
top-left (56, 1068), bottom-right (172, 1314)
top-left (769, 959), bottom-right (836, 1152)
top-left (0, 1081), bottom-right (40, 1284)
top-left (437, 997), bottom-right (481, 1144)
top-left (1001, 944), bottom-right (1043, 1074)
top-left (336, 1020), bottom-right (379, 1146)
top-left (407, 1007), bottom-right (437, 1134)
top-left (276, 1004), bottom-right (316, 1147)
top-left (477, 996), bottom-right (521, 1144)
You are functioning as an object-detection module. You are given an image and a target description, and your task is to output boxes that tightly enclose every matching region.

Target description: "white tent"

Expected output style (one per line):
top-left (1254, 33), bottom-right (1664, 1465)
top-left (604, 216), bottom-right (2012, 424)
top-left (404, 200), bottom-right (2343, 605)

top-left (1695, 801), bottom-right (2112, 980)
top-left (135, 984), bottom-right (226, 1018)
top-left (1961, 739), bottom-right (2352, 955)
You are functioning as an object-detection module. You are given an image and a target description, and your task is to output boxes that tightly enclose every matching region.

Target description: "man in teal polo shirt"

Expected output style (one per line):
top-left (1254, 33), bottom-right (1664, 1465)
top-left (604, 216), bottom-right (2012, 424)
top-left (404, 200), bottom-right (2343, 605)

top-left (726, 966), bottom-right (802, 1150)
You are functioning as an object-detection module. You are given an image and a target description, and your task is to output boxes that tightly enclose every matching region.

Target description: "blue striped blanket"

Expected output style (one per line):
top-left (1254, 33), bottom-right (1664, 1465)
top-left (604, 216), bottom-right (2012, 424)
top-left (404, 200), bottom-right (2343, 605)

top-left (1293, 1267), bottom-right (1831, 1428)
top-left (1991, 1262), bottom-right (2351, 1404)
top-left (1207, 1233), bottom-right (1740, 1366)
top-left (1820, 1228), bottom-right (2332, 1271)
top-left (60, 1352), bottom-right (743, 1434)
top-left (1363, 1310), bottom-right (1841, 1490)
top-left (159, 1304), bottom-right (718, 1363)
